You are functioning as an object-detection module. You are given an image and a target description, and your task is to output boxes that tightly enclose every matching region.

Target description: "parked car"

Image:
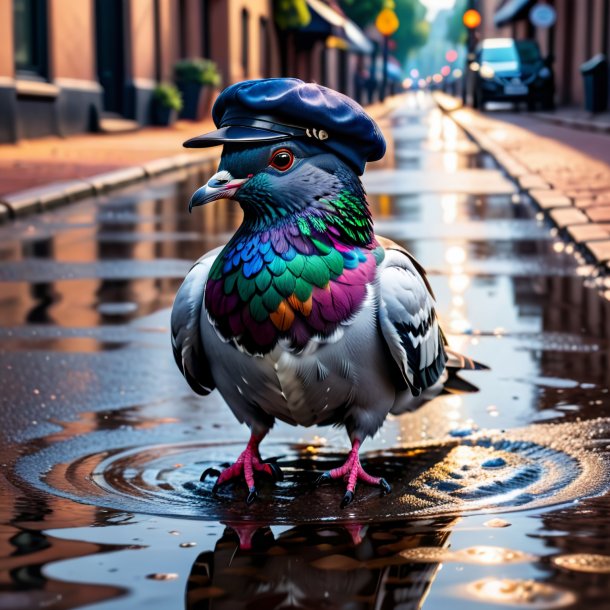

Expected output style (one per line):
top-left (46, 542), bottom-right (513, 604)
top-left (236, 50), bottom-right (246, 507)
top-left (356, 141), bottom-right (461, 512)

top-left (470, 38), bottom-right (554, 110)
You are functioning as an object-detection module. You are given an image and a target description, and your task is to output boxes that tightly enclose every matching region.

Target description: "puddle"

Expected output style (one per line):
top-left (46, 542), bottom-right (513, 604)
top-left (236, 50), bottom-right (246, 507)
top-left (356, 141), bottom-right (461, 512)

top-left (14, 420), bottom-right (610, 524)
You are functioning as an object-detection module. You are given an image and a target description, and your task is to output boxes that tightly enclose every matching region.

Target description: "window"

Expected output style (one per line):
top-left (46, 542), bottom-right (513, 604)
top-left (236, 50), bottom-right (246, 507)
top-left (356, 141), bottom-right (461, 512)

top-left (260, 17), bottom-right (270, 78)
top-left (241, 9), bottom-right (249, 76)
top-left (14, 0), bottom-right (47, 78)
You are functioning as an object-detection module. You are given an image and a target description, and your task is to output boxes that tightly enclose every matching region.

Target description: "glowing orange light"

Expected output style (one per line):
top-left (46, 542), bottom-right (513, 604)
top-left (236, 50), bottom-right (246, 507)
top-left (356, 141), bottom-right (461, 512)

top-left (376, 8), bottom-right (400, 36)
top-left (463, 9), bottom-right (481, 29)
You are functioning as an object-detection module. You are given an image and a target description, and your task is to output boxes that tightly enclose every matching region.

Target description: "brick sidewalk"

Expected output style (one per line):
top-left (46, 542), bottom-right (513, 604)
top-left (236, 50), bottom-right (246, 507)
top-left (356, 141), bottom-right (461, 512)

top-left (435, 92), bottom-right (610, 274)
top-left (0, 98), bottom-right (396, 223)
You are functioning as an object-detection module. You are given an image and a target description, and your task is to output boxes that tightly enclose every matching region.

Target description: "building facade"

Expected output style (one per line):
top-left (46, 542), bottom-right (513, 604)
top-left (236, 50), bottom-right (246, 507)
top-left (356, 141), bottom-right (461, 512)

top-left (0, 0), bottom-right (378, 144)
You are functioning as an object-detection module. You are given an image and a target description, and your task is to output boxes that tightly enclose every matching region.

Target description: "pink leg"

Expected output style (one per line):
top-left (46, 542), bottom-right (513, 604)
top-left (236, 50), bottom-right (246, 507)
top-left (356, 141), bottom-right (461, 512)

top-left (200, 433), bottom-right (282, 504)
top-left (316, 439), bottom-right (391, 507)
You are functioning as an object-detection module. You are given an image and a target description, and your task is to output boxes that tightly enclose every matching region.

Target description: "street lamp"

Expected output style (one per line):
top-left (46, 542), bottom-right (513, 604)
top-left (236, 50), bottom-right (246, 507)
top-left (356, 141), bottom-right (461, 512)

top-left (375, 7), bottom-right (399, 102)
top-left (462, 5), bottom-right (481, 104)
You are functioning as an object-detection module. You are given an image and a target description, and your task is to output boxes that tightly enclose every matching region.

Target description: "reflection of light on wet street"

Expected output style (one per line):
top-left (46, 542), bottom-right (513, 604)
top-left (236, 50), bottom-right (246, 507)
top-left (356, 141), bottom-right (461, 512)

top-left (1, 92), bottom-right (610, 609)
top-left (552, 553), bottom-right (610, 573)
top-left (465, 578), bottom-right (576, 608)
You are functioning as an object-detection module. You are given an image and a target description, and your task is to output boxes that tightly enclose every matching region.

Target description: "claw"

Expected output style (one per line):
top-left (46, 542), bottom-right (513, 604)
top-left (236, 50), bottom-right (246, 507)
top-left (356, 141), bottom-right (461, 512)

top-left (314, 471), bottom-right (331, 487)
top-left (341, 490), bottom-right (354, 508)
top-left (379, 478), bottom-right (391, 495)
top-left (200, 467), bottom-right (220, 483)
top-left (246, 487), bottom-right (258, 505)
top-left (265, 462), bottom-right (284, 482)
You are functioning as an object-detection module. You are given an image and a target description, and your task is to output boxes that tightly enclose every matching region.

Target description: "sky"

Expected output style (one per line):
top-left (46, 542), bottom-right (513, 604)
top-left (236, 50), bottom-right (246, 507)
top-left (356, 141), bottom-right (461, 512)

top-left (420, 0), bottom-right (457, 21)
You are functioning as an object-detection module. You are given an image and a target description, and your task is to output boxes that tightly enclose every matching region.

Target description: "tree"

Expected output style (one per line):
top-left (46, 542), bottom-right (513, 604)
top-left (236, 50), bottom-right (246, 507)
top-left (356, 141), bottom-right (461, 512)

top-left (273, 0), bottom-right (311, 30)
top-left (446, 0), bottom-right (468, 46)
top-left (340, 0), bottom-right (430, 63)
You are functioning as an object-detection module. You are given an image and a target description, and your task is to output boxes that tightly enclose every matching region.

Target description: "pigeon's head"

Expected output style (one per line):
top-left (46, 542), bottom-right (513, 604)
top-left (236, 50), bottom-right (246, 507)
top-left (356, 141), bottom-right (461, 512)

top-left (188, 139), bottom-right (361, 220)
top-left (184, 79), bottom-right (385, 221)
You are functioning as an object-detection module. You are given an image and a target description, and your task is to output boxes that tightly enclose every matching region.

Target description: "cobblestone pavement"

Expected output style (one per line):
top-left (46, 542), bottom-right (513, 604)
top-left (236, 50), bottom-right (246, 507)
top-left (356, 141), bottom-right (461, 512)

top-left (436, 93), bottom-right (610, 276)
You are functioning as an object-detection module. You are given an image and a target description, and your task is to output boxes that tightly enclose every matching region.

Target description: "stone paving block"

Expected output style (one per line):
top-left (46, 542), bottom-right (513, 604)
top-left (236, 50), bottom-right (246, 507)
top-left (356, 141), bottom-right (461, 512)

top-left (518, 174), bottom-right (550, 191)
top-left (567, 223), bottom-right (610, 243)
top-left (86, 167), bottom-right (146, 193)
top-left (549, 207), bottom-right (589, 228)
top-left (573, 197), bottom-right (598, 208)
top-left (41, 180), bottom-right (94, 209)
top-left (1, 186), bottom-right (46, 215)
top-left (585, 206), bottom-right (610, 223)
top-left (0, 179), bottom-right (95, 215)
top-left (584, 239), bottom-right (610, 263)
top-left (530, 189), bottom-right (572, 209)
top-left (141, 157), bottom-right (178, 177)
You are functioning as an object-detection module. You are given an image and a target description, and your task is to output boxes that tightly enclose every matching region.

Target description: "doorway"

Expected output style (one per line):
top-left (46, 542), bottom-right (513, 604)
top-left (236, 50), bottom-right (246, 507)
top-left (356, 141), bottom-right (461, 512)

top-left (95, 0), bottom-right (125, 114)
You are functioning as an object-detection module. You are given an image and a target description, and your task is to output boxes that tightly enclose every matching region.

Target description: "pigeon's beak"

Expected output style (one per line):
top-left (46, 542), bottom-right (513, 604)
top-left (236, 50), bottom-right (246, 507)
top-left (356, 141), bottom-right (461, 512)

top-left (188, 170), bottom-right (250, 212)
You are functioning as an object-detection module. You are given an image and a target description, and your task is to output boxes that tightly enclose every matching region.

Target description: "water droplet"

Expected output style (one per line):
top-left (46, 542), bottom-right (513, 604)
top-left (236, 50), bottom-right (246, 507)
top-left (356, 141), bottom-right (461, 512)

top-left (146, 573), bottom-right (179, 581)
top-left (482, 457), bottom-right (507, 469)
top-left (179, 542), bottom-right (197, 548)
top-left (484, 518), bottom-right (511, 528)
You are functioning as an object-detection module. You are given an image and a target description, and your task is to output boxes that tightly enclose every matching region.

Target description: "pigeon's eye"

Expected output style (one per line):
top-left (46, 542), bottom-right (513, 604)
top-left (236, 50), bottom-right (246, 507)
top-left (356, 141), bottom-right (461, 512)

top-left (269, 149), bottom-right (294, 171)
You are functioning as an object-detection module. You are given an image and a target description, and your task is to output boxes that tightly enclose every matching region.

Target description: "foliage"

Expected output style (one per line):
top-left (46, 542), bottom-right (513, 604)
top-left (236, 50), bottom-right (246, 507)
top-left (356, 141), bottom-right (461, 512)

top-left (339, 0), bottom-right (429, 63)
top-left (392, 0), bottom-right (429, 62)
top-left (174, 58), bottom-right (221, 87)
top-left (446, 0), bottom-right (468, 46)
top-left (273, 0), bottom-right (311, 29)
top-left (340, 0), bottom-right (385, 28)
top-left (153, 83), bottom-right (183, 111)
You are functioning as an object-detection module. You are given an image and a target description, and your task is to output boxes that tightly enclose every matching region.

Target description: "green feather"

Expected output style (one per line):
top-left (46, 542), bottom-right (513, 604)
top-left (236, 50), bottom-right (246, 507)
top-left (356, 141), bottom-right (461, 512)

top-left (209, 258), bottom-right (223, 280)
top-left (249, 294), bottom-right (268, 322)
top-left (311, 216), bottom-right (327, 233)
top-left (294, 277), bottom-right (312, 301)
top-left (322, 248), bottom-right (344, 276)
top-left (312, 238), bottom-right (331, 255)
top-left (255, 267), bottom-right (272, 292)
top-left (286, 253), bottom-right (305, 276)
top-left (301, 258), bottom-right (330, 287)
top-left (237, 273), bottom-right (257, 301)
top-left (262, 285), bottom-right (283, 311)
top-left (224, 271), bottom-right (240, 295)
top-left (273, 272), bottom-right (296, 296)
top-left (297, 217), bottom-right (311, 236)
top-left (268, 257), bottom-right (287, 276)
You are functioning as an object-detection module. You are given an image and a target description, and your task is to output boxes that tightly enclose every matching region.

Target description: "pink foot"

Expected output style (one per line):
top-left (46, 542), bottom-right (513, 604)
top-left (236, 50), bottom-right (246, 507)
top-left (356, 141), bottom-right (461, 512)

top-left (200, 434), bottom-right (282, 504)
top-left (315, 439), bottom-right (391, 508)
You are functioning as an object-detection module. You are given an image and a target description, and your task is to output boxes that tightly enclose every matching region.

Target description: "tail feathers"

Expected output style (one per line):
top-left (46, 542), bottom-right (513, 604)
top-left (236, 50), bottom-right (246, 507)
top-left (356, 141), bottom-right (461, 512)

top-left (441, 348), bottom-right (489, 394)
top-left (445, 348), bottom-right (489, 372)
top-left (443, 372), bottom-right (480, 394)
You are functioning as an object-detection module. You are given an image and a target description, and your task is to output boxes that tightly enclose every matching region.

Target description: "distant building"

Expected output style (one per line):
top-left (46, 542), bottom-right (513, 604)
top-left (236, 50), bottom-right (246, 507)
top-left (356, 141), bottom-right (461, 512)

top-left (0, 0), bottom-right (376, 144)
top-left (478, 0), bottom-right (610, 108)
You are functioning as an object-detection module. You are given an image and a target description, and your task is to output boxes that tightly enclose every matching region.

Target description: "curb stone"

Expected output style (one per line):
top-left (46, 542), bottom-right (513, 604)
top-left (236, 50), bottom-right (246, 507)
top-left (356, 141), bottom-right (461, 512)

top-left (434, 92), bottom-right (610, 272)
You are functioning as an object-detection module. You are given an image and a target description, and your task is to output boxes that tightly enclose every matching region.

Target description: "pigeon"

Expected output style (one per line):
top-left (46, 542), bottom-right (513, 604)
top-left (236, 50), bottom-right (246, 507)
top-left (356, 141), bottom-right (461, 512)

top-left (172, 79), bottom-right (484, 507)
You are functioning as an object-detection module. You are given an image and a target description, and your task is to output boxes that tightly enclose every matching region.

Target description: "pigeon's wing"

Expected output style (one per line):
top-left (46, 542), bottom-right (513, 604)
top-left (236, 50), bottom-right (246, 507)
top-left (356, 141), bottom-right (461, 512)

top-left (377, 236), bottom-right (447, 396)
top-left (171, 247), bottom-right (223, 395)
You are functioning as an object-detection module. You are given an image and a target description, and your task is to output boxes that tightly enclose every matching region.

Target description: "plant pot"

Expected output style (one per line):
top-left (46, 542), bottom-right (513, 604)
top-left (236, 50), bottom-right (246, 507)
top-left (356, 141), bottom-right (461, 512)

top-left (177, 81), bottom-right (204, 120)
top-left (153, 104), bottom-right (177, 126)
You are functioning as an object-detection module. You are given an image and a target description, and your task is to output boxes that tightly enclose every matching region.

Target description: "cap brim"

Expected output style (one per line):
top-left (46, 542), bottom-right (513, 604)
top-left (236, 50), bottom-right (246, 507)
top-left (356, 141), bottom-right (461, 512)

top-left (183, 125), bottom-right (294, 148)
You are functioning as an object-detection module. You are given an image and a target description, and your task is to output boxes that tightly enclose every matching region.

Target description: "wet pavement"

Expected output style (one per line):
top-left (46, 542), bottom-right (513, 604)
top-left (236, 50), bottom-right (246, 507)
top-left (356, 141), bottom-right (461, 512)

top-left (1, 92), bottom-right (610, 609)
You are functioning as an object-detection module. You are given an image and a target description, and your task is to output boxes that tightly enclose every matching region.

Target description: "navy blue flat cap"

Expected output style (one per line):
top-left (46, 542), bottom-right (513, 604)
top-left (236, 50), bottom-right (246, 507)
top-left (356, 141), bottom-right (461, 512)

top-left (183, 78), bottom-right (385, 175)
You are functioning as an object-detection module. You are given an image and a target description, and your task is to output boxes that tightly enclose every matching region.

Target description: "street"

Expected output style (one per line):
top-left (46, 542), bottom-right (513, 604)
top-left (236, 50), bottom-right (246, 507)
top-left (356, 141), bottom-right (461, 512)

top-left (1, 92), bottom-right (610, 609)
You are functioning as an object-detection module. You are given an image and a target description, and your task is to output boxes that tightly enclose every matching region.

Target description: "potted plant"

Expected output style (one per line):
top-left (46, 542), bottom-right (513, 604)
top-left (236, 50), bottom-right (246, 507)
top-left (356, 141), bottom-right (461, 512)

top-left (174, 58), bottom-right (222, 120)
top-left (152, 83), bottom-right (183, 126)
